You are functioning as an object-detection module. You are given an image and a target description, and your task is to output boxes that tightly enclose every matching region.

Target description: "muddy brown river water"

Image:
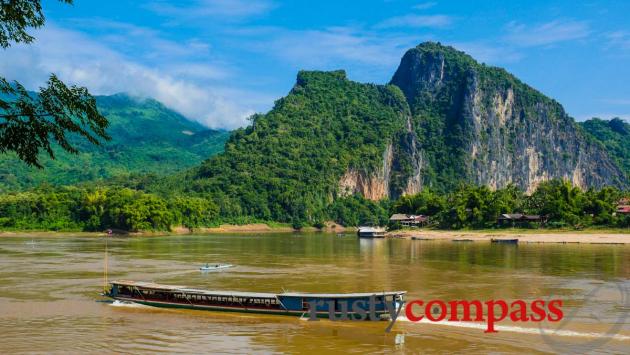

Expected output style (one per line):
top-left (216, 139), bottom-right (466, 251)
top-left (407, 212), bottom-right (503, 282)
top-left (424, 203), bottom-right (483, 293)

top-left (0, 233), bottom-right (628, 354)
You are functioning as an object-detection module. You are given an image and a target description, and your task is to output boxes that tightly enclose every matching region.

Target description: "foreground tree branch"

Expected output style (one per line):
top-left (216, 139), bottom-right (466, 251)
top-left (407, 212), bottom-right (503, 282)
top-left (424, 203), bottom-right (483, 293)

top-left (0, 0), bottom-right (110, 167)
top-left (0, 76), bottom-right (110, 167)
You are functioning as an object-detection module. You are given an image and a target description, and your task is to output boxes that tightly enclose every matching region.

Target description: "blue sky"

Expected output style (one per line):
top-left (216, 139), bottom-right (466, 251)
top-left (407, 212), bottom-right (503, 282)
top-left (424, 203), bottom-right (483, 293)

top-left (1, 0), bottom-right (629, 129)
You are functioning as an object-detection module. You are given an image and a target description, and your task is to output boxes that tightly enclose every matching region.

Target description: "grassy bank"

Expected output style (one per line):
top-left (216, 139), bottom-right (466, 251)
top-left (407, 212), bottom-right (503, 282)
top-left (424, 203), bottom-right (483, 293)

top-left (0, 221), bottom-right (352, 237)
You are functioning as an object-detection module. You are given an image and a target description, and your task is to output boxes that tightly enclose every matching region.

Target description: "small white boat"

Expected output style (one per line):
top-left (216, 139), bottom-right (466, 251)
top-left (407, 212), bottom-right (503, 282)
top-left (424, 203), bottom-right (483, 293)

top-left (200, 263), bottom-right (233, 271)
top-left (357, 226), bottom-right (386, 238)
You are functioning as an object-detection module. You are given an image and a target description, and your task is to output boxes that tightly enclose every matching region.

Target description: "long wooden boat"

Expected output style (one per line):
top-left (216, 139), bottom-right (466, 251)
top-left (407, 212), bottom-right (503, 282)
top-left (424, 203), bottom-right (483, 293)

top-left (105, 280), bottom-right (405, 320)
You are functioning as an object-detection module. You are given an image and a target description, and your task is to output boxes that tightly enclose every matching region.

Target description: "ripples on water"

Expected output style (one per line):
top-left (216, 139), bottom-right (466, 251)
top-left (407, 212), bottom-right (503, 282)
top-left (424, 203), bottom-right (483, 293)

top-left (0, 233), bottom-right (628, 354)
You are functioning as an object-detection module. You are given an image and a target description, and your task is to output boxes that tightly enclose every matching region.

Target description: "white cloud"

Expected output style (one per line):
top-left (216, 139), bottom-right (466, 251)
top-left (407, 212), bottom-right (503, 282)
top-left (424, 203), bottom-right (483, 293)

top-left (605, 31), bottom-right (630, 51)
top-left (0, 24), bottom-right (261, 129)
top-left (146, 0), bottom-right (275, 20)
top-left (504, 20), bottom-right (591, 47)
top-left (240, 26), bottom-right (420, 74)
top-left (165, 63), bottom-right (230, 81)
top-left (599, 98), bottom-right (630, 105)
top-left (375, 14), bottom-right (453, 29)
top-left (63, 18), bottom-right (215, 62)
top-left (413, 2), bottom-right (437, 10)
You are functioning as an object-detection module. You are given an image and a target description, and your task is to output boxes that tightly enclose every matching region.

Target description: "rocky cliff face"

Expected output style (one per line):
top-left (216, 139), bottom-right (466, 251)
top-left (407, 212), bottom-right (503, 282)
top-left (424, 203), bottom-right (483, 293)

top-left (389, 42), bottom-right (628, 193)
top-left (337, 115), bottom-right (425, 200)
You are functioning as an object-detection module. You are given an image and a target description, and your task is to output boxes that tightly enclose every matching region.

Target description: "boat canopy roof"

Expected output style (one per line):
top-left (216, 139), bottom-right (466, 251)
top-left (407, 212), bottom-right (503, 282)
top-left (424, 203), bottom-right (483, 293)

top-left (278, 291), bottom-right (406, 298)
top-left (110, 280), bottom-right (405, 299)
top-left (357, 226), bottom-right (386, 232)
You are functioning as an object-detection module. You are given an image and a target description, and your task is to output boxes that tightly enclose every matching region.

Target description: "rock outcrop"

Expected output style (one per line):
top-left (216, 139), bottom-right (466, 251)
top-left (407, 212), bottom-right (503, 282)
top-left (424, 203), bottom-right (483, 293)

top-left (389, 42), bottom-right (627, 193)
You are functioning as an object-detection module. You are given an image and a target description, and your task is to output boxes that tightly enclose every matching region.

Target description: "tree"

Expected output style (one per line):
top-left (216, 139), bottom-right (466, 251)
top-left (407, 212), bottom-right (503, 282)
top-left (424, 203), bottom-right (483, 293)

top-left (392, 188), bottom-right (446, 216)
top-left (170, 196), bottom-right (219, 228)
top-left (0, 0), bottom-right (109, 167)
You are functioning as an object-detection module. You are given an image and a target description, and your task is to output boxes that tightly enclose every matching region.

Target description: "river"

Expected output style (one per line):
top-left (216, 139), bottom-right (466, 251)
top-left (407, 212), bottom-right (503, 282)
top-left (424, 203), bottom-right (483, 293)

top-left (0, 233), bottom-right (628, 354)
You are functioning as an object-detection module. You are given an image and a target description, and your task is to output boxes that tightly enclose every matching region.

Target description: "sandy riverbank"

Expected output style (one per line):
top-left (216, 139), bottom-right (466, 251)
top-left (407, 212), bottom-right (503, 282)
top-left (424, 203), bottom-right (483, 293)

top-left (388, 229), bottom-right (630, 244)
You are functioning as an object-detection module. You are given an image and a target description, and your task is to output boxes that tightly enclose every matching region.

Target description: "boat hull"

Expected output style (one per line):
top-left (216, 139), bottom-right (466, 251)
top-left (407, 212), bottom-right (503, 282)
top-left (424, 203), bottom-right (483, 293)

top-left (110, 296), bottom-right (388, 319)
top-left (491, 238), bottom-right (518, 244)
top-left (200, 265), bottom-right (232, 271)
top-left (357, 227), bottom-right (386, 238)
top-left (357, 233), bottom-right (386, 238)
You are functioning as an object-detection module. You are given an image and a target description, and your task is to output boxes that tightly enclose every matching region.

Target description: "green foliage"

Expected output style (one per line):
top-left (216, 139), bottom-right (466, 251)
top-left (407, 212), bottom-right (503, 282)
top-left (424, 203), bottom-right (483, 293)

top-left (169, 196), bottom-right (219, 228)
top-left (391, 180), bottom-right (628, 229)
top-left (579, 117), bottom-right (630, 178)
top-left (0, 187), bottom-right (83, 230)
top-left (329, 195), bottom-right (390, 227)
top-left (0, 186), bottom-right (204, 232)
top-left (0, 94), bottom-right (229, 191)
top-left (393, 189), bottom-right (446, 216)
top-left (0, 0), bottom-right (72, 49)
top-left (0, 179), bottom-right (626, 231)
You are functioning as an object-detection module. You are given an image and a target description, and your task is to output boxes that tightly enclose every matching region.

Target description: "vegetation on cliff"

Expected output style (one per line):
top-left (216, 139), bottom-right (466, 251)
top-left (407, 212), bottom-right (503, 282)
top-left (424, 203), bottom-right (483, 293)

top-left (579, 117), bottom-right (630, 178)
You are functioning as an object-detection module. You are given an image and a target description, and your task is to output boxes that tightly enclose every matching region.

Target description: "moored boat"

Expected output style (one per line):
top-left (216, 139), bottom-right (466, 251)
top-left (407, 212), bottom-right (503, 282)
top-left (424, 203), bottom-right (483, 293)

top-left (104, 280), bottom-right (405, 319)
top-left (357, 226), bottom-right (386, 238)
top-left (491, 238), bottom-right (519, 244)
top-left (200, 263), bottom-right (233, 271)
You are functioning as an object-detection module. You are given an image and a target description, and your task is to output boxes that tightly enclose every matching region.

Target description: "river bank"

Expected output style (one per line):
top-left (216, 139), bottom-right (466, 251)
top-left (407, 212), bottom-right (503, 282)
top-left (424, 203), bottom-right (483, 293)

top-left (388, 229), bottom-right (630, 244)
top-left (2, 225), bottom-right (628, 244)
top-left (0, 221), bottom-right (351, 238)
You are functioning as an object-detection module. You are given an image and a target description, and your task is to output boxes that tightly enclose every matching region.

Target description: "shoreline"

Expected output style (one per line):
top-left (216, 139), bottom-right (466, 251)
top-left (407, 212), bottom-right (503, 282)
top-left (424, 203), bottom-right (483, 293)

top-left (2, 226), bottom-right (628, 244)
top-left (0, 222), bottom-right (352, 238)
top-left (388, 229), bottom-right (630, 244)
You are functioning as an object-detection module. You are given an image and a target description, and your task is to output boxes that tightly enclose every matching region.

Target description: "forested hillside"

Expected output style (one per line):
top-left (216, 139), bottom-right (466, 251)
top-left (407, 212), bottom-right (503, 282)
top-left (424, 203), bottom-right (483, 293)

top-left (0, 94), bottom-right (229, 191)
top-left (169, 42), bottom-right (628, 226)
top-left (186, 70), bottom-right (412, 224)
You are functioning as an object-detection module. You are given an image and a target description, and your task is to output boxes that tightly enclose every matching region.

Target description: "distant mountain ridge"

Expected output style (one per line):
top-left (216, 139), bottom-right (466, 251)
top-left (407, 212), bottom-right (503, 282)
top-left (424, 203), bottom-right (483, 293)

top-left (0, 93), bottom-right (229, 191)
